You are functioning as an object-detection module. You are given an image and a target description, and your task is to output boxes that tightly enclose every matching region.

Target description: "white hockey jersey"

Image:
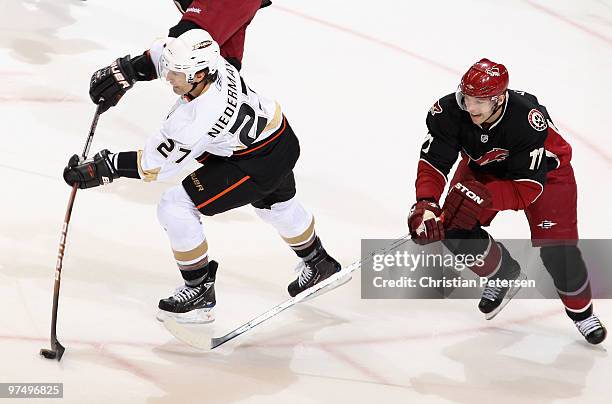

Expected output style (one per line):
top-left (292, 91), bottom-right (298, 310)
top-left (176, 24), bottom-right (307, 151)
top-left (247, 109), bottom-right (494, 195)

top-left (137, 42), bottom-right (283, 182)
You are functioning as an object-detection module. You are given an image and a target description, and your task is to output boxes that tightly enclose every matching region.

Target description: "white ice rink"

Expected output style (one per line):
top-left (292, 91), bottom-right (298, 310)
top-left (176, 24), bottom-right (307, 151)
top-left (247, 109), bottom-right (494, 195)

top-left (1, 0), bottom-right (611, 402)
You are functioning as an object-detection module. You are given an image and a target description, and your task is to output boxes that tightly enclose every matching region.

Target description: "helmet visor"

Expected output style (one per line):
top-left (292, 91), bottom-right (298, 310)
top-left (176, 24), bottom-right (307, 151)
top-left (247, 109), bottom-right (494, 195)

top-left (159, 54), bottom-right (179, 80)
top-left (456, 88), bottom-right (500, 111)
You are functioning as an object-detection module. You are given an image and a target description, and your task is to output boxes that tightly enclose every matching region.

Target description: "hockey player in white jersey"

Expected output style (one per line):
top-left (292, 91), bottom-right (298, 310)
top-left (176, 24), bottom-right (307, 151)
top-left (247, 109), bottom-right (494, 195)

top-left (63, 29), bottom-right (343, 323)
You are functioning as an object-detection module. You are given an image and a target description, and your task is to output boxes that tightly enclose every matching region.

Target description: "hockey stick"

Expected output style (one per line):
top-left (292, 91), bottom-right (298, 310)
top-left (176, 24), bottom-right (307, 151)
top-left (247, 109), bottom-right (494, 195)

top-left (40, 103), bottom-right (103, 361)
top-left (163, 234), bottom-right (411, 350)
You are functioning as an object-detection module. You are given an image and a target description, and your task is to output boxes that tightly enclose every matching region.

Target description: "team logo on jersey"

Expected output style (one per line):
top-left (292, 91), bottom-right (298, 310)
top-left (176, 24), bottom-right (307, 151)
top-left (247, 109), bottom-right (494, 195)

top-left (430, 100), bottom-right (443, 116)
top-left (528, 109), bottom-right (548, 132)
top-left (485, 67), bottom-right (500, 77)
top-left (186, 7), bottom-right (202, 14)
top-left (471, 147), bottom-right (509, 166)
top-left (193, 40), bottom-right (212, 50)
top-left (537, 220), bottom-right (557, 229)
top-left (480, 134), bottom-right (489, 143)
top-left (215, 74), bottom-right (223, 91)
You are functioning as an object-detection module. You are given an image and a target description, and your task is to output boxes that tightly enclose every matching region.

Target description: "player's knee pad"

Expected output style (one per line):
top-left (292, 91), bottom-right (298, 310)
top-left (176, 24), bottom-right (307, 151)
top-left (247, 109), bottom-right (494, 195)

top-left (157, 185), bottom-right (205, 251)
top-left (253, 197), bottom-right (313, 238)
top-left (540, 245), bottom-right (588, 293)
top-left (443, 228), bottom-right (517, 278)
top-left (443, 226), bottom-right (489, 256)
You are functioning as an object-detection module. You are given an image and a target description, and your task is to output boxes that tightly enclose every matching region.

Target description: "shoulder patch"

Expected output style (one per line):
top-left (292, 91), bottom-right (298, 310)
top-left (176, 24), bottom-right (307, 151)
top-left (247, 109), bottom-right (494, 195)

top-left (528, 109), bottom-right (547, 132)
top-left (430, 100), bottom-right (443, 116)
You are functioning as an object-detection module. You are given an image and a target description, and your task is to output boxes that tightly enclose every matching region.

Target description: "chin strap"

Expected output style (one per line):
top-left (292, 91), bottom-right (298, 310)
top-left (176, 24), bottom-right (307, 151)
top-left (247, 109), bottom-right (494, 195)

top-left (185, 78), bottom-right (204, 101)
top-left (483, 96), bottom-right (505, 124)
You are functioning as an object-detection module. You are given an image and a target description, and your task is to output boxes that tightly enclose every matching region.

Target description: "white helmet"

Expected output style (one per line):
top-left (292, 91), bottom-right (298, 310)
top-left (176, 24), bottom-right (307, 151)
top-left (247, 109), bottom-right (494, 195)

top-left (160, 29), bottom-right (220, 84)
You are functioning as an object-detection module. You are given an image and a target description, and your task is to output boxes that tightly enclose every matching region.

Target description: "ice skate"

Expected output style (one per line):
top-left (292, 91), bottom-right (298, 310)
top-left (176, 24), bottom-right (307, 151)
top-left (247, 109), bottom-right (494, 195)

top-left (157, 261), bottom-right (217, 324)
top-left (478, 247), bottom-right (525, 320)
top-left (574, 314), bottom-right (607, 345)
top-left (288, 249), bottom-right (349, 300)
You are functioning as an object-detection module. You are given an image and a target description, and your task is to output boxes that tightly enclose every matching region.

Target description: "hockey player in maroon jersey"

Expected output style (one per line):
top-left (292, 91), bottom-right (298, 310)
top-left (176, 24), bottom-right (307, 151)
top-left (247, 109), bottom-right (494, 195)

top-left (407, 58), bottom-right (606, 344)
top-left (87, 0), bottom-right (270, 114)
top-left (171, 0), bottom-right (272, 71)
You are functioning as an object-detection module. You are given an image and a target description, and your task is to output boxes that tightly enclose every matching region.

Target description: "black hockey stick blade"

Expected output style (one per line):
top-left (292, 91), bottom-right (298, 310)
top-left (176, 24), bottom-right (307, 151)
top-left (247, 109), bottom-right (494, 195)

top-left (40, 341), bottom-right (65, 361)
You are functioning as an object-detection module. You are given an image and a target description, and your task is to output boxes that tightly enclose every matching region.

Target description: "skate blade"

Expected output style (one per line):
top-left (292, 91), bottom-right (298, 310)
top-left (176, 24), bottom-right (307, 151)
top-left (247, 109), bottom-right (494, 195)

top-left (485, 272), bottom-right (527, 320)
top-left (156, 307), bottom-right (215, 324)
top-left (301, 273), bottom-right (352, 303)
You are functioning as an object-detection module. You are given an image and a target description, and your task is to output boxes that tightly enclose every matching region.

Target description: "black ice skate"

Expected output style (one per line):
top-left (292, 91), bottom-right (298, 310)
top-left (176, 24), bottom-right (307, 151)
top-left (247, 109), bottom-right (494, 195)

top-left (574, 314), bottom-right (607, 345)
top-left (478, 245), bottom-right (526, 320)
top-left (157, 261), bottom-right (217, 324)
top-left (288, 247), bottom-right (346, 298)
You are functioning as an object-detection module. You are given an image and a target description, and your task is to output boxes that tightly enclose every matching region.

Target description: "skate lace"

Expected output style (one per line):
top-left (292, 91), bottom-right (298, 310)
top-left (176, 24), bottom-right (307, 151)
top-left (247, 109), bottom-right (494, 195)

top-left (173, 285), bottom-right (201, 303)
top-left (482, 286), bottom-right (502, 301)
top-left (294, 261), bottom-right (314, 287)
top-left (575, 315), bottom-right (602, 336)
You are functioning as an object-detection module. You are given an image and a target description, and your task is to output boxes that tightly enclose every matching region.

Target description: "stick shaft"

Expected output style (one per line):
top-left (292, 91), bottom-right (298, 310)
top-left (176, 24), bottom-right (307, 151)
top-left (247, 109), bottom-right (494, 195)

top-left (211, 234), bottom-right (411, 349)
top-left (48, 104), bottom-right (103, 350)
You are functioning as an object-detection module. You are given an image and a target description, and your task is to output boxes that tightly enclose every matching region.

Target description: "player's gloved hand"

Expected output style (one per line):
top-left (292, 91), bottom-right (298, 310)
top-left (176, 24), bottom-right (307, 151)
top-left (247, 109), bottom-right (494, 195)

top-left (442, 180), bottom-right (492, 230)
top-left (260, 0), bottom-right (273, 8)
top-left (408, 200), bottom-right (444, 244)
top-left (89, 56), bottom-right (137, 114)
top-left (63, 149), bottom-right (119, 189)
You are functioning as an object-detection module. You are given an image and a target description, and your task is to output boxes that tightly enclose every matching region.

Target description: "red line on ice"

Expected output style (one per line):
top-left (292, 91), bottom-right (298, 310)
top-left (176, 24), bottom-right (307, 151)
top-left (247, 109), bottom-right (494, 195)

top-left (272, 4), bottom-right (460, 76)
top-left (273, 4), bottom-right (612, 165)
top-left (97, 343), bottom-right (160, 384)
top-left (252, 308), bottom-right (562, 348)
top-left (319, 345), bottom-right (396, 386)
top-left (557, 120), bottom-right (612, 165)
top-left (523, 0), bottom-right (612, 47)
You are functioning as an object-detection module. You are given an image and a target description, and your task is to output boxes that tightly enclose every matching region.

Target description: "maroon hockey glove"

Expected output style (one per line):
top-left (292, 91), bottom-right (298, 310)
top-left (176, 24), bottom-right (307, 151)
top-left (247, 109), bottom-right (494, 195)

top-left (408, 200), bottom-right (444, 245)
top-left (442, 180), bottom-right (492, 230)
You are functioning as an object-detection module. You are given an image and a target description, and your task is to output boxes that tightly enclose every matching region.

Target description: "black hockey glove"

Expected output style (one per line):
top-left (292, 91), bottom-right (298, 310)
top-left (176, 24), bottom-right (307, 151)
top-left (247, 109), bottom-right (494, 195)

top-left (63, 149), bottom-right (120, 189)
top-left (260, 0), bottom-right (273, 8)
top-left (89, 56), bottom-right (137, 114)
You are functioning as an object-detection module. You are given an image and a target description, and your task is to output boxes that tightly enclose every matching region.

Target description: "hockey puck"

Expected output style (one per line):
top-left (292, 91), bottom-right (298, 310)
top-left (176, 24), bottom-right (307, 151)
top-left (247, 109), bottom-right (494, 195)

top-left (40, 348), bottom-right (57, 360)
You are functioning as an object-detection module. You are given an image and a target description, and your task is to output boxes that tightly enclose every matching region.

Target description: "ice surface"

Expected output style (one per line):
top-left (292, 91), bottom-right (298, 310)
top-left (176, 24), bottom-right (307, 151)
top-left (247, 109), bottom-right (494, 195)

top-left (1, 1), bottom-right (610, 403)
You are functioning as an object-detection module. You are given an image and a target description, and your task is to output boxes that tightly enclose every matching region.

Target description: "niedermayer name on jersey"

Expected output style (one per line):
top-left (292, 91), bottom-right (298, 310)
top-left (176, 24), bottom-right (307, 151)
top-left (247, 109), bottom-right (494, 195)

top-left (207, 61), bottom-right (239, 138)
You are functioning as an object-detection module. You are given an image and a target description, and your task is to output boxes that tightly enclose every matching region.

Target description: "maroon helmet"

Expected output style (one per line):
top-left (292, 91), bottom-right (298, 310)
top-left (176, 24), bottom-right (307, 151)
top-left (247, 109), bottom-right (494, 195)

top-left (459, 58), bottom-right (509, 98)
